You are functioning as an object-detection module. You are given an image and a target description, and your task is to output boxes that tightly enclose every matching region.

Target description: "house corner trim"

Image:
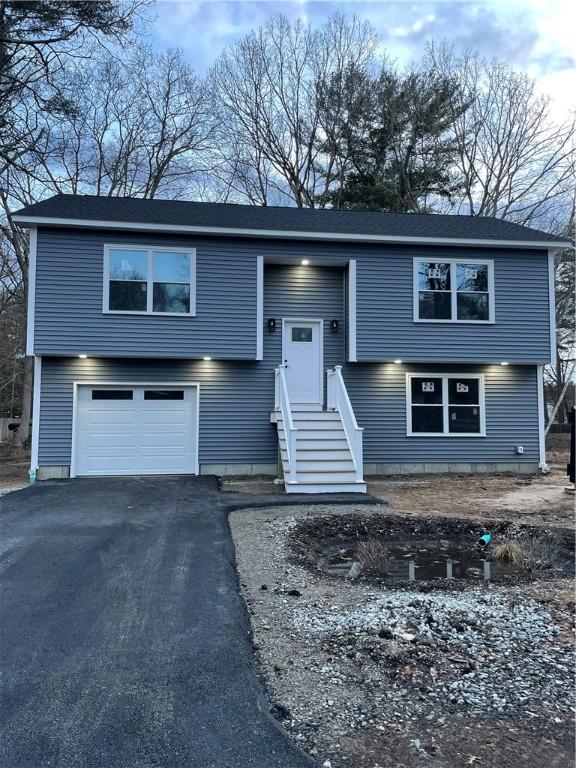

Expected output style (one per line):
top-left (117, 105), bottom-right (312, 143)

top-left (26, 227), bottom-right (37, 356)
top-left (256, 255), bottom-right (264, 360)
top-left (537, 364), bottom-right (547, 470)
top-left (31, 355), bottom-right (42, 472)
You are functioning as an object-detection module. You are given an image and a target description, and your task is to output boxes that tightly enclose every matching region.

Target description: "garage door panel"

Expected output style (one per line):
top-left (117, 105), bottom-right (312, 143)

top-left (84, 410), bottom-right (137, 427)
top-left (137, 455), bottom-right (191, 472)
top-left (139, 433), bottom-right (190, 449)
top-left (82, 457), bottom-right (141, 473)
top-left (139, 411), bottom-right (191, 427)
top-left (77, 434), bottom-right (139, 450)
top-left (74, 385), bottom-right (198, 477)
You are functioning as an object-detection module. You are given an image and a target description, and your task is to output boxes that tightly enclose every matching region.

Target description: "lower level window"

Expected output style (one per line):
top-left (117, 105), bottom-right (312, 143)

top-left (407, 374), bottom-right (485, 436)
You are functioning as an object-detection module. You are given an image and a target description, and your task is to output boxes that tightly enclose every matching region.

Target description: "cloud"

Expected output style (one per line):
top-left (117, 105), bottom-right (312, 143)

top-left (147, 0), bottom-right (575, 117)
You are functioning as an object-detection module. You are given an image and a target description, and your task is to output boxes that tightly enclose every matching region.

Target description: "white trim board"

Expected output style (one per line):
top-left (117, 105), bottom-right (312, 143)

top-left (256, 255), bottom-right (264, 361)
top-left (70, 381), bottom-right (200, 478)
top-left (26, 227), bottom-right (37, 356)
top-left (405, 372), bottom-right (486, 437)
top-left (30, 356), bottom-right (42, 472)
top-left (536, 365), bottom-right (547, 470)
top-left (12, 214), bottom-right (569, 250)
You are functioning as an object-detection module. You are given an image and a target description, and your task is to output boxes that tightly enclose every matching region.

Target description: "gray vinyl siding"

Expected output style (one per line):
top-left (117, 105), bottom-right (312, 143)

top-left (345, 363), bottom-right (539, 464)
top-left (355, 246), bottom-right (551, 363)
top-left (34, 228), bottom-right (552, 364)
top-left (34, 228), bottom-right (258, 359)
top-left (38, 263), bottom-right (347, 466)
top-left (39, 357), bottom-right (276, 467)
top-left (39, 358), bottom-right (539, 468)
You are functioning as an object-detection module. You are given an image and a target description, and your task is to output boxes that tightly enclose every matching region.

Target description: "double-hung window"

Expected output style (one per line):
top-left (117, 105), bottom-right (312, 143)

top-left (407, 374), bottom-right (486, 436)
top-left (414, 258), bottom-right (494, 323)
top-left (104, 246), bottom-right (196, 315)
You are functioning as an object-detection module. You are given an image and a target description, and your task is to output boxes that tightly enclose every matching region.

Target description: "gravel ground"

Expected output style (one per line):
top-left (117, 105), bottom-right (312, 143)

top-left (230, 503), bottom-right (575, 768)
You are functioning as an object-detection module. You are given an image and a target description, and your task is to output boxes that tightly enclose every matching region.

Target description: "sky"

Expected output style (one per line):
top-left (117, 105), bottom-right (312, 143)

top-left (145, 0), bottom-right (575, 120)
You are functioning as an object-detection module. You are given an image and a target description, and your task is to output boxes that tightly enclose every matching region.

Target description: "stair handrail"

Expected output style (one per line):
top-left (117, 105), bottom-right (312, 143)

top-left (327, 365), bottom-right (364, 481)
top-left (274, 364), bottom-right (298, 483)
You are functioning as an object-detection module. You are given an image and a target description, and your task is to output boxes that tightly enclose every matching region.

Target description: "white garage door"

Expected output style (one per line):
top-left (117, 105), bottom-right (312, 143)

top-left (73, 384), bottom-right (198, 477)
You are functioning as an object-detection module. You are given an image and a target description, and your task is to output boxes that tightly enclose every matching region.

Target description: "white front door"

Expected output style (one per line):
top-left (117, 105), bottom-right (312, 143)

top-left (282, 319), bottom-right (323, 408)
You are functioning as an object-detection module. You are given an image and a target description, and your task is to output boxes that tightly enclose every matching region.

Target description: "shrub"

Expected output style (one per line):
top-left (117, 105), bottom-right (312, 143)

top-left (491, 540), bottom-right (526, 564)
top-left (491, 534), bottom-right (560, 571)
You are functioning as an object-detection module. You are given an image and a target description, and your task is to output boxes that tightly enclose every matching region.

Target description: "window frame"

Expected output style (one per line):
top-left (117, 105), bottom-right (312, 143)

top-left (406, 373), bottom-right (486, 437)
top-left (413, 257), bottom-right (495, 324)
top-left (103, 244), bottom-right (196, 316)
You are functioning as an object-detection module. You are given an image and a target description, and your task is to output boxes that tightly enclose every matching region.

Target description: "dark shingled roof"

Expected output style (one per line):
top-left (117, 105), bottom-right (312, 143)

top-left (13, 193), bottom-right (566, 244)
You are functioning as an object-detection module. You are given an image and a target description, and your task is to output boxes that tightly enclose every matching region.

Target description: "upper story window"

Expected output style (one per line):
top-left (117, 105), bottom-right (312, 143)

top-left (414, 258), bottom-right (494, 323)
top-left (104, 246), bottom-right (196, 315)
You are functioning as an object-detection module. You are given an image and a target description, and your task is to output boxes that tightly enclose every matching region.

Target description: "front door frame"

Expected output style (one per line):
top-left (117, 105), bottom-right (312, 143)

top-left (281, 317), bottom-right (324, 409)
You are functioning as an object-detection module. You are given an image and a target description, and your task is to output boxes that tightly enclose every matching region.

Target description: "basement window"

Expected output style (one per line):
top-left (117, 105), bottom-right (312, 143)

top-left (104, 246), bottom-right (196, 315)
top-left (414, 258), bottom-right (494, 323)
top-left (407, 374), bottom-right (485, 437)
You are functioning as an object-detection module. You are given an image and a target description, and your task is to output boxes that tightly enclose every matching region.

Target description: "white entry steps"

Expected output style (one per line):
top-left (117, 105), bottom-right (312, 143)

top-left (273, 365), bottom-right (366, 494)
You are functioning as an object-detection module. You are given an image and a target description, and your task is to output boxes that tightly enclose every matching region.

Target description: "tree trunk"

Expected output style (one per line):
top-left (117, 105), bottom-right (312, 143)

top-left (14, 355), bottom-right (33, 447)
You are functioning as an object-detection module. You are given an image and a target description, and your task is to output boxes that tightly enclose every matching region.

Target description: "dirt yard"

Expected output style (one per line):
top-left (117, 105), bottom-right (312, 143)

top-left (0, 442), bottom-right (29, 496)
top-left (230, 466), bottom-right (575, 768)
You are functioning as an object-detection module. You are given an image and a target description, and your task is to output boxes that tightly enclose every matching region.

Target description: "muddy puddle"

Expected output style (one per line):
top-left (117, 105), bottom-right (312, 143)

top-left (318, 538), bottom-right (521, 582)
top-left (291, 513), bottom-right (574, 586)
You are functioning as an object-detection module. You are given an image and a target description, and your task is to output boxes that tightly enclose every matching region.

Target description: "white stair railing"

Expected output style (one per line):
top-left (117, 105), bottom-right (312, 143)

top-left (327, 365), bottom-right (364, 482)
top-left (274, 364), bottom-right (298, 484)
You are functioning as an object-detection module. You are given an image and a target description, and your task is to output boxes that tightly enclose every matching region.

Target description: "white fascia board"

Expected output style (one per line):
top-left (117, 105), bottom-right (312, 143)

top-left (26, 227), bottom-right (37, 356)
top-left (11, 215), bottom-right (571, 250)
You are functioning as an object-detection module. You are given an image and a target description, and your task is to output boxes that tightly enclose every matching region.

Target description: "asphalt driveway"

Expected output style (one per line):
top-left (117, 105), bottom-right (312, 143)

top-left (0, 476), bottom-right (322, 768)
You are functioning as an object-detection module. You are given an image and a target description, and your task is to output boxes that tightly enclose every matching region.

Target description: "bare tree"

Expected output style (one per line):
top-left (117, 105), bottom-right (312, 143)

top-left (210, 14), bottom-right (379, 206)
top-left (427, 44), bottom-right (575, 226)
top-left (18, 47), bottom-right (215, 200)
top-left (545, 206), bottom-right (576, 424)
top-left (0, 0), bottom-right (144, 175)
top-left (0, 188), bottom-right (30, 444)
